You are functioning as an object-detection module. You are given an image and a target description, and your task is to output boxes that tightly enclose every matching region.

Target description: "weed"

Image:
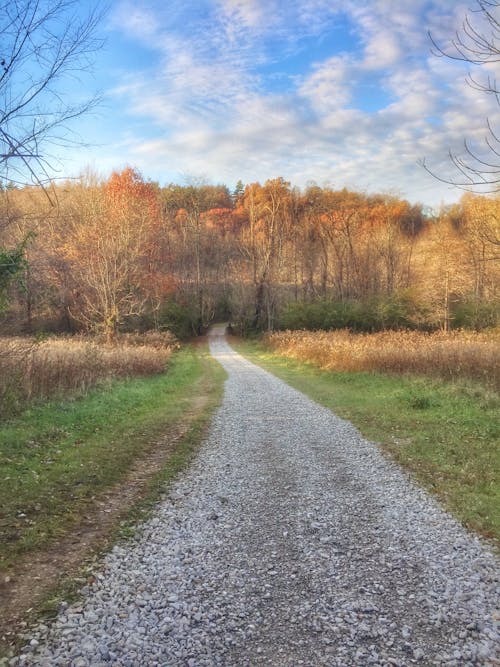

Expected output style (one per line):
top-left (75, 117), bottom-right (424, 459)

top-left (0, 333), bottom-right (178, 419)
top-left (265, 329), bottom-right (500, 389)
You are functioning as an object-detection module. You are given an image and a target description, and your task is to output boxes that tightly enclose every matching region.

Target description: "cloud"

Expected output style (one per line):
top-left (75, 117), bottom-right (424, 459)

top-left (88, 0), bottom-right (499, 206)
top-left (299, 56), bottom-right (355, 112)
top-left (362, 32), bottom-right (402, 70)
top-left (216, 0), bottom-right (267, 30)
top-left (109, 3), bottom-right (162, 42)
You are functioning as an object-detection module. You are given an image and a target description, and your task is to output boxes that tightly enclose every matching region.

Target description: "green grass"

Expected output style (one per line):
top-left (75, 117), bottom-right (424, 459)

top-left (234, 339), bottom-right (500, 546)
top-left (0, 345), bottom-right (226, 570)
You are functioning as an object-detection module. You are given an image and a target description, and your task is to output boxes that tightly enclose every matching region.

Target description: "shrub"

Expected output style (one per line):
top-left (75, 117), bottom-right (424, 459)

top-left (451, 299), bottom-right (500, 330)
top-left (278, 292), bottom-right (431, 333)
top-left (157, 300), bottom-right (200, 339)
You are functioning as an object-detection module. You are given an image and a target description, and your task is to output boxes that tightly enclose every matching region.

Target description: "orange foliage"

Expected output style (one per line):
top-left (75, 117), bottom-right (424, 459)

top-left (105, 167), bottom-right (160, 226)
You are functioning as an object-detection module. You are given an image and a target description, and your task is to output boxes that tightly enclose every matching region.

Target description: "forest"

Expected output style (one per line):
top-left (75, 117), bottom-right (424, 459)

top-left (0, 167), bottom-right (499, 339)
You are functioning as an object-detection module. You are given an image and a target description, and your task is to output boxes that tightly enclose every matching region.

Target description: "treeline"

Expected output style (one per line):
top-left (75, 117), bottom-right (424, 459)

top-left (0, 168), bottom-right (498, 337)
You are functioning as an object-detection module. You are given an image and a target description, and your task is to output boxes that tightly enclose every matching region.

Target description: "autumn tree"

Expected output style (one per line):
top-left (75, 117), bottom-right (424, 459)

top-left (201, 207), bottom-right (241, 319)
top-left (447, 193), bottom-right (500, 306)
top-left (1, 173), bottom-right (497, 335)
top-left (0, 0), bottom-right (103, 320)
top-left (294, 186), bottom-right (328, 300)
top-left (161, 183), bottom-right (233, 332)
top-left (368, 197), bottom-right (424, 295)
top-left (311, 189), bottom-right (367, 300)
top-left (241, 178), bottom-right (293, 330)
top-left (59, 168), bottom-right (164, 339)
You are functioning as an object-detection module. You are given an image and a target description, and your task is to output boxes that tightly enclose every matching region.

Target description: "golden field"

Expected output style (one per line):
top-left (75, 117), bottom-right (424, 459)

top-left (265, 329), bottom-right (500, 389)
top-left (0, 331), bottom-right (178, 416)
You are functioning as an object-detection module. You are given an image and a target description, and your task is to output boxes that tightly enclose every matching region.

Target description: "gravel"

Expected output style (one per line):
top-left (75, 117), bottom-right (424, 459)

top-left (10, 326), bottom-right (500, 666)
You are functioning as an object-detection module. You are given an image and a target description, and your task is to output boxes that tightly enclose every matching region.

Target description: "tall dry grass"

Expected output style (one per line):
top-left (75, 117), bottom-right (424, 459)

top-left (265, 329), bottom-right (500, 389)
top-left (0, 332), bottom-right (178, 417)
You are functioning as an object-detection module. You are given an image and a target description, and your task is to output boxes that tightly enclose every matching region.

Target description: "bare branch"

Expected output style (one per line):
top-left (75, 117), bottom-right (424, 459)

top-left (0, 0), bottom-right (105, 190)
top-left (426, 1), bottom-right (500, 192)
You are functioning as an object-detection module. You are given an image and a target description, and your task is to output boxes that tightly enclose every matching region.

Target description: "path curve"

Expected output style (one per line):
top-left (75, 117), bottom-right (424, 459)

top-left (11, 326), bottom-right (500, 666)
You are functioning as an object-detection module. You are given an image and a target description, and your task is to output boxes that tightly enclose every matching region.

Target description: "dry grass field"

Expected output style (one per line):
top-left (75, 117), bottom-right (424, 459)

top-left (0, 332), bottom-right (178, 417)
top-left (265, 329), bottom-right (500, 390)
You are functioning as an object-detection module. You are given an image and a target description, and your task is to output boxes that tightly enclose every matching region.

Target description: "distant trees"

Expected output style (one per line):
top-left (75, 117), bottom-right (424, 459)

top-left (0, 173), bottom-right (498, 335)
top-left (422, 193), bottom-right (500, 330)
top-left (241, 178), bottom-right (293, 330)
top-left (447, 193), bottom-right (500, 300)
top-left (161, 183), bottom-right (233, 333)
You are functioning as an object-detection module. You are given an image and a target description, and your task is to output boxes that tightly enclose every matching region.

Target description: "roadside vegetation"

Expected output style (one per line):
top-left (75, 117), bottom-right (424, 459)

top-left (0, 331), bottom-right (179, 419)
top-left (234, 334), bottom-right (499, 546)
top-left (265, 328), bottom-right (500, 390)
top-left (0, 342), bottom-right (225, 572)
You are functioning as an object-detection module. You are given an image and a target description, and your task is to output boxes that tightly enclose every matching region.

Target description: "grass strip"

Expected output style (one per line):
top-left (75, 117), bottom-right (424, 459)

top-left (0, 345), bottom-right (225, 571)
top-left (233, 339), bottom-right (499, 547)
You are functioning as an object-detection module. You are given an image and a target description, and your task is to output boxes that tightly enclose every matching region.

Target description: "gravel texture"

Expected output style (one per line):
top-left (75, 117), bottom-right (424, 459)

top-left (10, 326), bottom-right (500, 666)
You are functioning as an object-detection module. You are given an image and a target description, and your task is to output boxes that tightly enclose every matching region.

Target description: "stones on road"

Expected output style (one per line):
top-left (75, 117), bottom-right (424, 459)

top-left (9, 329), bottom-right (500, 666)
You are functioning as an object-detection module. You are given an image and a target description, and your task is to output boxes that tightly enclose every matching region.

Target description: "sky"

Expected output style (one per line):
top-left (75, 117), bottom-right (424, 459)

top-left (59, 0), bottom-right (500, 207)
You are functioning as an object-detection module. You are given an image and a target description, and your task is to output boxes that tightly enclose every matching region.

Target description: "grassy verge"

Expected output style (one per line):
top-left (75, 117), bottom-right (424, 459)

top-left (0, 333), bottom-right (179, 420)
top-left (0, 344), bottom-right (225, 571)
top-left (233, 339), bottom-right (499, 546)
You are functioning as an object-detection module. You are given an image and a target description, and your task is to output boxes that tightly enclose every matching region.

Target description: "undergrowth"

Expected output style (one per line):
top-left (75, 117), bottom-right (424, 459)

top-left (0, 332), bottom-right (178, 419)
top-left (266, 328), bottom-right (500, 390)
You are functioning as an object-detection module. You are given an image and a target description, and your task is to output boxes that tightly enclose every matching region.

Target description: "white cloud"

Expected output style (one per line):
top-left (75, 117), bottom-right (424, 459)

top-left (299, 56), bottom-right (355, 111)
top-left (110, 3), bottom-right (162, 43)
top-left (362, 32), bottom-right (402, 70)
top-left (84, 0), bottom-right (500, 205)
top-left (216, 0), bottom-right (267, 30)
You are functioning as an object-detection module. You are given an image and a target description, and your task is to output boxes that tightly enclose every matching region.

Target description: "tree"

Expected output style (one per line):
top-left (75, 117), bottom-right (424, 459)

top-left (0, 184), bottom-right (30, 314)
top-left (423, 0), bottom-right (500, 191)
top-left (241, 178), bottom-right (292, 330)
top-left (232, 180), bottom-right (245, 205)
top-left (450, 193), bottom-right (500, 298)
top-left (60, 168), bottom-right (164, 339)
top-left (161, 182), bottom-right (234, 332)
top-left (0, 0), bottom-right (103, 188)
top-left (0, 1), bottom-right (102, 318)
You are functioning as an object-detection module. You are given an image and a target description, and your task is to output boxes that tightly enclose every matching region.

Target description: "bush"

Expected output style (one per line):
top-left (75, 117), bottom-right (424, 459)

top-left (157, 300), bottom-right (200, 339)
top-left (278, 292), bottom-right (431, 333)
top-left (451, 299), bottom-right (500, 330)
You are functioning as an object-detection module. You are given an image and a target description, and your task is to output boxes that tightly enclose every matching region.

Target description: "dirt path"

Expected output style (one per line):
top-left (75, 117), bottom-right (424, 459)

top-left (0, 391), bottom-right (210, 656)
top-left (8, 326), bottom-right (500, 665)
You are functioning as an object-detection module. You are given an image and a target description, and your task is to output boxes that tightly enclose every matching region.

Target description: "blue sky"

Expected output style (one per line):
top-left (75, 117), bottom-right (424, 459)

top-left (60, 0), bottom-right (499, 206)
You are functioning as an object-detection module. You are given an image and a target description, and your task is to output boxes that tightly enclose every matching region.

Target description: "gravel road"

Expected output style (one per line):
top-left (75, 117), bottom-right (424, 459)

top-left (10, 326), bottom-right (499, 666)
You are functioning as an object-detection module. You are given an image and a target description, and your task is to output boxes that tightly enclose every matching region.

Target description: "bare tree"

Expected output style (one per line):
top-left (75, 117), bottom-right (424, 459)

top-left (0, 0), bottom-right (103, 189)
top-left (423, 1), bottom-right (500, 191)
